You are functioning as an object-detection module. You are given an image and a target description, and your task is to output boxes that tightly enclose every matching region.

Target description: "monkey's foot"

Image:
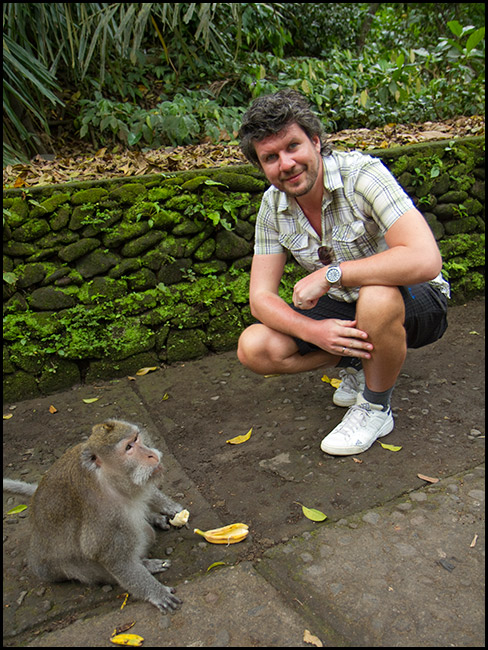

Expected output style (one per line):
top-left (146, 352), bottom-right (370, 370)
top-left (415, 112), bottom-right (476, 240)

top-left (142, 558), bottom-right (171, 574)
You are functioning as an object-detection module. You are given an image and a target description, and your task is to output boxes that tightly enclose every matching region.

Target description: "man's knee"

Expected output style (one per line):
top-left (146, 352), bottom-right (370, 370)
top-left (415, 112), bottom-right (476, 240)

top-left (357, 285), bottom-right (405, 325)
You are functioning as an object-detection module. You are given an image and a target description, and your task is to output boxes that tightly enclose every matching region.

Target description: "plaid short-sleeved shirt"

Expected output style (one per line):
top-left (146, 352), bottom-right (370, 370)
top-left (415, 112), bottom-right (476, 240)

top-left (254, 150), bottom-right (450, 302)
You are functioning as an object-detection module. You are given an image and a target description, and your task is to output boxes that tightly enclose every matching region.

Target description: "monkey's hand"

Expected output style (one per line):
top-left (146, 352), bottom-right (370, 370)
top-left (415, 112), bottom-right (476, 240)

top-left (150, 585), bottom-right (181, 612)
top-left (147, 512), bottom-right (171, 530)
top-left (143, 558), bottom-right (171, 574)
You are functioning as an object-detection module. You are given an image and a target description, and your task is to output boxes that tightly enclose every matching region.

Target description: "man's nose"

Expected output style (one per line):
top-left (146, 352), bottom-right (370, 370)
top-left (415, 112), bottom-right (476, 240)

top-left (279, 151), bottom-right (295, 170)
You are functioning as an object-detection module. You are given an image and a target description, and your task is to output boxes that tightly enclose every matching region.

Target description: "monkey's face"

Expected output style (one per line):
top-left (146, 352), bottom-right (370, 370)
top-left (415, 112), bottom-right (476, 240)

top-left (120, 432), bottom-right (163, 486)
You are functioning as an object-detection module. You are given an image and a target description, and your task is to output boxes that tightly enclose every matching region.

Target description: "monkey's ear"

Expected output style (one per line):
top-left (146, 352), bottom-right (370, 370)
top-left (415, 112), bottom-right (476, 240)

top-left (80, 449), bottom-right (102, 471)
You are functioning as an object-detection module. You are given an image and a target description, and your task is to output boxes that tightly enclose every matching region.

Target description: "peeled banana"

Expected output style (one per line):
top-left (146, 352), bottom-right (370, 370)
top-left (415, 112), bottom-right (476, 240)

top-left (169, 509), bottom-right (190, 527)
top-left (194, 522), bottom-right (249, 544)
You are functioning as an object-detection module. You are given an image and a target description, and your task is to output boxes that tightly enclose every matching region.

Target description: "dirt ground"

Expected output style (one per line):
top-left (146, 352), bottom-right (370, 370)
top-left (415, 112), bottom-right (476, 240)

top-left (3, 298), bottom-right (485, 645)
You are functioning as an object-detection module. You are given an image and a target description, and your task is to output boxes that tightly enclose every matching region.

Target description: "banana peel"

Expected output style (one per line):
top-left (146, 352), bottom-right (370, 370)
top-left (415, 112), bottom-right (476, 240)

top-left (194, 522), bottom-right (249, 544)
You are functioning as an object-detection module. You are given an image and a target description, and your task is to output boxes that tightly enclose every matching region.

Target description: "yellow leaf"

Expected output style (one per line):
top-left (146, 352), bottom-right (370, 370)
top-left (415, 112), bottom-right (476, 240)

top-left (321, 374), bottom-right (342, 388)
top-left (49, 405), bottom-right (58, 413)
top-left (3, 413), bottom-right (13, 420)
top-left (207, 561), bottom-right (227, 571)
top-left (110, 633), bottom-right (144, 646)
top-left (377, 441), bottom-right (402, 451)
top-left (295, 502), bottom-right (327, 522)
top-left (136, 366), bottom-right (157, 376)
top-left (7, 504), bottom-right (28, 515)
top-left (161, 393), bottom-right (170, 401)
top-left (226, 427), bottom-right (252, 444)
top-left (82, 398), bottom-right (99, 404)
top-left (264, 374), bottom-right (281, 378)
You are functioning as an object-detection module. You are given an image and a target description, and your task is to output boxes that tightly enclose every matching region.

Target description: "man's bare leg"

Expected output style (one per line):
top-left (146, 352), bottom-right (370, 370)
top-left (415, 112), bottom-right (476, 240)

top-left (237, 323), bottom-right (338, 375)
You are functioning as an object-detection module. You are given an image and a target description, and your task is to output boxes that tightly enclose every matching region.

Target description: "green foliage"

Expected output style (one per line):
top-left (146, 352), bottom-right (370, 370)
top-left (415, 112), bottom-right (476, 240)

top-left (3, 3), bottom-right (485, 161)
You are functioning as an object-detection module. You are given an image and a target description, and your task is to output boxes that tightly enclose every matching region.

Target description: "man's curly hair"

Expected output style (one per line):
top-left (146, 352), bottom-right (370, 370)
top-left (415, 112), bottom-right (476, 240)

top-left (238, 89), bottom-right (331, 167)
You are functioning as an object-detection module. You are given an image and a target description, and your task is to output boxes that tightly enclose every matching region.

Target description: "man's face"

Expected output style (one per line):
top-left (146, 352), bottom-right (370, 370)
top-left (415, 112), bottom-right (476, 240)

top-left (253, 123), bottom-right (322, 197)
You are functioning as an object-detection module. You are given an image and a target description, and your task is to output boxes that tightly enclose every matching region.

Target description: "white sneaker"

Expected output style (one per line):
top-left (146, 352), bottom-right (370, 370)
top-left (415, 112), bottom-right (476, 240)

top-left (333, 368), bottom-right (365, 407)
top-left (321, 393), bottom-right (394, 455)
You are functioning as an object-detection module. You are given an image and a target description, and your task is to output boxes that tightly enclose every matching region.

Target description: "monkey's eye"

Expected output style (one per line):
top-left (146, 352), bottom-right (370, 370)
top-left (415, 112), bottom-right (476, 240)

top-left (125, 437), bottom-right (137, 451)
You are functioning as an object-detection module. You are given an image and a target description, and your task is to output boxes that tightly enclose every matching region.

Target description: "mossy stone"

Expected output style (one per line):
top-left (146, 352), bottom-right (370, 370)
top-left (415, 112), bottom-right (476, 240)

top-left (16, 263), bottom-right (47, 288)
top-left (215, 230), bottom-right (252, 260)
top-left (38, 358), bottom-right (81, 394)
top-left (194, 237), bottom-right (216, 261)
top-left (88, 277), bottom-right (128, 301)
top-left (444, 217), bottom-right (479, 235)
top-left (3, 370), bottom-right (40, 403)
top-left (12, 218), bottom-right (50, 242)
top-left (206, 308), bottom-right (243, 352)
top-left (30, 192), bottom-right (70, 217)
top-left (165, 328), bottom-right (208, 363)
top-left (121, 230), bottom-right (163, 257)
top-left (75, 249), bottom-right (120, 279)
top-left (102, 221), bottom-right (149, 248)
top-left (150, 209), bottom-right (183, 230)
top-left (29, 287), bottom-right (77, 310)
top-left (6, 197), bottom-right (29, 226)
top-left (85, 351), bottom-right (160, 382)
top-left (109, 183), bottom-right (147, 203)
top-left (214, 171), bottom-right (266, 193)
top-left (71, 188), bottom-right (109, 205)
top-left (59, 238), bottom-right (100, 262)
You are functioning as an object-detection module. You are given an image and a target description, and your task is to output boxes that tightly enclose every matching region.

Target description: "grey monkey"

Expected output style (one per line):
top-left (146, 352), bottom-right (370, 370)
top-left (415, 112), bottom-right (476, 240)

top-left (3, 419), bottom-right (184, 612)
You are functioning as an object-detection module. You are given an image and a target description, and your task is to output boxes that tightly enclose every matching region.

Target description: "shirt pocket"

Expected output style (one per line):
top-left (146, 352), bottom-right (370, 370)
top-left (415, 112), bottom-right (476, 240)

top-left (278, 232), bottom-right (310, 253)
top-left (331, 221), bottom-right (366, 242)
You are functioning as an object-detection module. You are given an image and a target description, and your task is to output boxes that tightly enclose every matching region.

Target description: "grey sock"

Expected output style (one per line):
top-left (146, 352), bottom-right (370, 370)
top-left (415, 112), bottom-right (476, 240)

top-left (363, 385), bottom-right (394, 411)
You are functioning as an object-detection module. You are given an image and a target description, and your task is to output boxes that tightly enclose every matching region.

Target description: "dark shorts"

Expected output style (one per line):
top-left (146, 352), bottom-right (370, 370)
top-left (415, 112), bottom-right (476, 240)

top-left (290, 283), bottom-right (448, 355)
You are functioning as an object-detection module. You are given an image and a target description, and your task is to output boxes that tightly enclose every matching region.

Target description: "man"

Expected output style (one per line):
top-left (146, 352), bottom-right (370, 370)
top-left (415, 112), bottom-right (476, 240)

top-left (237, 89), bottom-right (449, 456)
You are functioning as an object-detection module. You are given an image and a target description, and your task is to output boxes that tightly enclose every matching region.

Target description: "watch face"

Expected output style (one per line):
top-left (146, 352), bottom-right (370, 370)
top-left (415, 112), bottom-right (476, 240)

top-left (327, 266), bottom-right (341, 283)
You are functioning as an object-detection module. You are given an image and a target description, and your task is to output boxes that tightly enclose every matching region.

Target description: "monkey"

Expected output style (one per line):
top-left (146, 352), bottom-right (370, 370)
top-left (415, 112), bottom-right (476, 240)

top-left (3, 419), bottom-right (184, 613)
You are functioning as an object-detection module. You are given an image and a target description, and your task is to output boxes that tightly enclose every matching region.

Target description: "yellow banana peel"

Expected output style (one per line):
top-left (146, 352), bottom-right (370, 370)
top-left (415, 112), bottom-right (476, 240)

top-left (194, 522), bottom-right (249, 544)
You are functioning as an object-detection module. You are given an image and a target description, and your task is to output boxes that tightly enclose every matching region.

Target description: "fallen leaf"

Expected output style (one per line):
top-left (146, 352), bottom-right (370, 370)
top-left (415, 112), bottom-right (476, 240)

top-left (110, 633), bottom-right (144, 646)
top-left (469, 330), bottom-right (479, 335)
top-left (206, 561), bottom-right (227, 571)
top-left (417, 473), bottom-right (439, 483)
top-left (470, 533), bottom-right (478, 548)
top-left (112, 622), bottom-right (136, 637)
top-left (352, 457), bottom-right (363, 463)
top-left (136, 366), bottom-right (157, 376)
top-left (295, 502), bottom-right (327, 522)
top-left (7, 504), bottom-right (28, 514)
top-left (82, 397), bottom-right (99, 404)
top-left (226, 427), bottom-right (252, 444)
top-left (321, 374), bottom-right (342, 388)
top-left (119, 593), bottom-right (129, 610)
top-left (161, 393), bottom-right (170, 401)
top-left (303, 629), bottom-right (323, 647)
top-left (264, 374), bottom-right (281, 378)
top-left (127, 376), bottom-right (136, 381)
top-left (3, 413), bottom-right (13, 420)
top-left (49, 405), bottom-right (58, 414)
top-left (377, 441), bottom-right (402, 451)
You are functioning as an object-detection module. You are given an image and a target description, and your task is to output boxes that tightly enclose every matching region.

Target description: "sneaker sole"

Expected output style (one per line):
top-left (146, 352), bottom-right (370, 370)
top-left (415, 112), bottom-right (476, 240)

top-left (320, 417), bottom-right (394, 456)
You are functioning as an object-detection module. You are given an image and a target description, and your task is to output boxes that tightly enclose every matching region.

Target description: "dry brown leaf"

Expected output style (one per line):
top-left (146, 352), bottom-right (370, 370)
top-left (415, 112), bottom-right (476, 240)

top-left (352, 457), bottom-right (363, 463)
top-left (303, 629), bottom-right (323, 647)
top-left (470, 534), bottom-right (478, 548)
top-left (49, 405), bottom-right (58, 414)
top-left (417, 473), bottom-right (439, 483)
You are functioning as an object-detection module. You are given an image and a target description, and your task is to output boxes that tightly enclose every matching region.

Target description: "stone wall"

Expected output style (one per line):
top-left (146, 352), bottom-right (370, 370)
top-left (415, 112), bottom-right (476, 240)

top-left (3, 136), bottom-right (485, 402)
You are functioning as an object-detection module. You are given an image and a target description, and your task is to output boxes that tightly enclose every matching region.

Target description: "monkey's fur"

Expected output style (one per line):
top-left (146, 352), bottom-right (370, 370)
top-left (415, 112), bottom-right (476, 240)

top-left (3, 419), bottom-right (184, 612)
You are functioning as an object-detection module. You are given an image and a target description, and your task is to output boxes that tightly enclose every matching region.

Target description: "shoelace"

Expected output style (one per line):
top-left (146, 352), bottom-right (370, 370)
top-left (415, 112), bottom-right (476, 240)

top-left (338, 403), bottom-right (376, 435)
top-left (338, 369), bottom-right (361, 393)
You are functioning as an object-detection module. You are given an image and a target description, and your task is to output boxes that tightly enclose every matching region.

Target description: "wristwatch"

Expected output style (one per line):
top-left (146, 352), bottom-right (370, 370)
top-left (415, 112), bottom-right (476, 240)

top-left (325, 264), bottom-right (342, 286)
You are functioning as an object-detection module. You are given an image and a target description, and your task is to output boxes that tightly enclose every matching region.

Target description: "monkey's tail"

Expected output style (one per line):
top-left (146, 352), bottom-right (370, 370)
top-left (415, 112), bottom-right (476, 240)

top-left (3, 478), bottom-right (38, 496)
